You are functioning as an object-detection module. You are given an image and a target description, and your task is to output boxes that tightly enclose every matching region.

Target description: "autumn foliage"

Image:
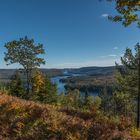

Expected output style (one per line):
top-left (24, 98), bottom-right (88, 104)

top-left (0, 92), bottom-right (136, 140)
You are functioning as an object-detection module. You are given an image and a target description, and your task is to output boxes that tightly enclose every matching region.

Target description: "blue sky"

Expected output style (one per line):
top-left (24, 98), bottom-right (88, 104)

top-left (0, 0), bottom-right (140, 68)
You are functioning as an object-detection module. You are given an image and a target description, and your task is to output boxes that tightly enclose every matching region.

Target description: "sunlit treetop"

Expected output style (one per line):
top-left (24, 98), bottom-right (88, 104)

top-left (4, 36), bottom-right (46, 70)
top-left (107, 0), bottom-right (140, 27)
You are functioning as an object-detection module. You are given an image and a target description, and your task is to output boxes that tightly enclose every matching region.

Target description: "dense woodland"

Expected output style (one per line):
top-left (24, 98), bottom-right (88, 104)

top-left (61, 75), bottom-right (116, 93)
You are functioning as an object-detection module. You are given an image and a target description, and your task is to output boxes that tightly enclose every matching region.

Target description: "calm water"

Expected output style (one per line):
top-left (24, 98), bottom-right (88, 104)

top-left (51, 76), bottom-right (69, 94)
top-left (51, 72), bottom-right (98, 96)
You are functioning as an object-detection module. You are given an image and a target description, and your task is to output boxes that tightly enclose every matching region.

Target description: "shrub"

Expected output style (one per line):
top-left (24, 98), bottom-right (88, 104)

top-left (0, 93), bottom-right (134, 140)
top-left (130, 127), bottom-right (140, 138)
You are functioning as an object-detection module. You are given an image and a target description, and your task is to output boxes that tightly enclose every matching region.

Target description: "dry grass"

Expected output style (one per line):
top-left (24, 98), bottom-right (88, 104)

top-left (0, 92), bottom-right (135, 140)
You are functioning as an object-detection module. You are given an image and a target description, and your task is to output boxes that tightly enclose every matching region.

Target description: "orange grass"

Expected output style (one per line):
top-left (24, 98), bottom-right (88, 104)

top-left (0, 92), bottom-right (134, 140)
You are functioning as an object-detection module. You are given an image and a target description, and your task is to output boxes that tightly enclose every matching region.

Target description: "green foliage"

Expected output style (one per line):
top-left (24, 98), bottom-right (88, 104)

top-left (86, 96), bottom-right (101, 112)
top-left (42, 76), bottom-right (58, 104)
top-left (114, 43), bottom-right (140, 127)
top-left (107, 0), bottom-right (140, 127)
top-left (7, 69), bottom-right (58, 105)
top-left (0, 82), bottom-right (9, 93)
top-left (64, 75), bottom-right (116, 94)
top-left (8, 71), bottom-right (25, 98)
top-left (99, 86), bottom-right (111, 113)
top-left (4, 36), bottom-right (45, 69)
top-left (30, 70), bottom-right (58, 104)
top-left (112, 91), bottom-right (135, 117)
top-left (4, 36), bottom-right (45, 94)
top-left (107, 0), bottom-right (140, 27)
top-left (58, 89), bottom-right (81, 108)
top-left (58, 89), bottom-right (102, 112)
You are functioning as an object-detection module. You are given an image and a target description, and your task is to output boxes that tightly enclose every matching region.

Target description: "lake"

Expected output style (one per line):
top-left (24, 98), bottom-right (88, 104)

top-left (51, 75), bottom-right (69, 94)
top-left (51, 72), bottom-right (99, 96)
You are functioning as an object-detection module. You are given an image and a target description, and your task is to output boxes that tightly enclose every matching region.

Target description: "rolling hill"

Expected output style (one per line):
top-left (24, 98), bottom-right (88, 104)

top-left (0, 66), bottom-right (115, 83)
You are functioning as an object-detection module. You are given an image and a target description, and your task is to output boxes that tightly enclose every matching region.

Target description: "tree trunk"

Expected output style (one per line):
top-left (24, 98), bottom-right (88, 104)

top-left (137, 47), bottom-right (140, 128)
top-left (85, 88), bottom-right (88, 105)
top-left (26, 70), bottom-right (30, 96)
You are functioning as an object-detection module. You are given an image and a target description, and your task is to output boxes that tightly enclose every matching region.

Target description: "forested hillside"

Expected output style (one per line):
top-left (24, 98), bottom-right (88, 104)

top-left (0, 92), bottom-right (135, 140)
top-left (0, 66), bottom-right (115, 82)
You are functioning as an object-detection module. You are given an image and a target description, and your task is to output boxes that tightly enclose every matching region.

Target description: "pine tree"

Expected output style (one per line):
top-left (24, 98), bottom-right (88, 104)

top-left (8, 71), bottom-right (25, 98)
top-left (116, 43), bottom-right (140, 127)
top-left (42, 76), bottom-right (58, 104)
top-left (104, 0), bottom-right (140, 127)
top-left (31, 70), bottom-right (57, 104)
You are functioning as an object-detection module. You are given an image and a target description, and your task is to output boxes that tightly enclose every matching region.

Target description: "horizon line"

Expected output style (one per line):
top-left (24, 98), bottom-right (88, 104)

top-left (0, 65), bottom-right (116, 70)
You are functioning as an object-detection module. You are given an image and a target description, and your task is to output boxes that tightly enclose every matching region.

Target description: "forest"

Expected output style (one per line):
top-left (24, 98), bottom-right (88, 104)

top-left (1, 0), bottom-right (140, 140)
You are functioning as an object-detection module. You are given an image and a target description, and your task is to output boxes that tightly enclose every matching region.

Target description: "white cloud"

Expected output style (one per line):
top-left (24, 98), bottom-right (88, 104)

top-left (101, 13), bottom-right (109, 18)
top-left (113, 47), bottom-right (119, 50)
top-left (100, 54), bottom-right (117, 58)
top-left (108, 54), bottom-right (117, 57)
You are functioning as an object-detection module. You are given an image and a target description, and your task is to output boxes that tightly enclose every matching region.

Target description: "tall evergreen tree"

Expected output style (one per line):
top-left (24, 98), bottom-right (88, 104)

top-left (116, 43), bottom-right (140, 127)
top-left (42, 76), bottom-right (58, 104)
top-left (104, 0), bottom-right (140, 127)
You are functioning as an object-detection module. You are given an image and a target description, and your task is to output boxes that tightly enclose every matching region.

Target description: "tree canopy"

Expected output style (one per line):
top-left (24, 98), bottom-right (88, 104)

top-left (107, 0), bottom-right (140, 27)
top-left (4, 36), bottom-right (46, 94)
top-left (4, 36), bottom-right (45, 69)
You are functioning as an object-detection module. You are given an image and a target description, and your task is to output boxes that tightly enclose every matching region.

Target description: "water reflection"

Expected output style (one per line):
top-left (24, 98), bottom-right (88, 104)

top-left (51, 74), bottom-right (98, 96)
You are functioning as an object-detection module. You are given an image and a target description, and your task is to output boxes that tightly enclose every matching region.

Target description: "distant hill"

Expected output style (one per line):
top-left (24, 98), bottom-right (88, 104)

top-left (0, 68), bottom-right (63, 83)
top-left (67, 66), bottom-right (115, 76)
top-left (0, 66), bottom-right (115, 83)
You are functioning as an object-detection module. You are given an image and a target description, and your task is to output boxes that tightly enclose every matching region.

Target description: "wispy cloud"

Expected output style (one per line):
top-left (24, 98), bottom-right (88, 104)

top-left (108, 54), bottom-right (117, 57)
top-left (101, 13), bottom-right (109, 18)
top-left (113, 47), bottom-right (119, 50)
top-left (100, 54), bottom-right (117, 58)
